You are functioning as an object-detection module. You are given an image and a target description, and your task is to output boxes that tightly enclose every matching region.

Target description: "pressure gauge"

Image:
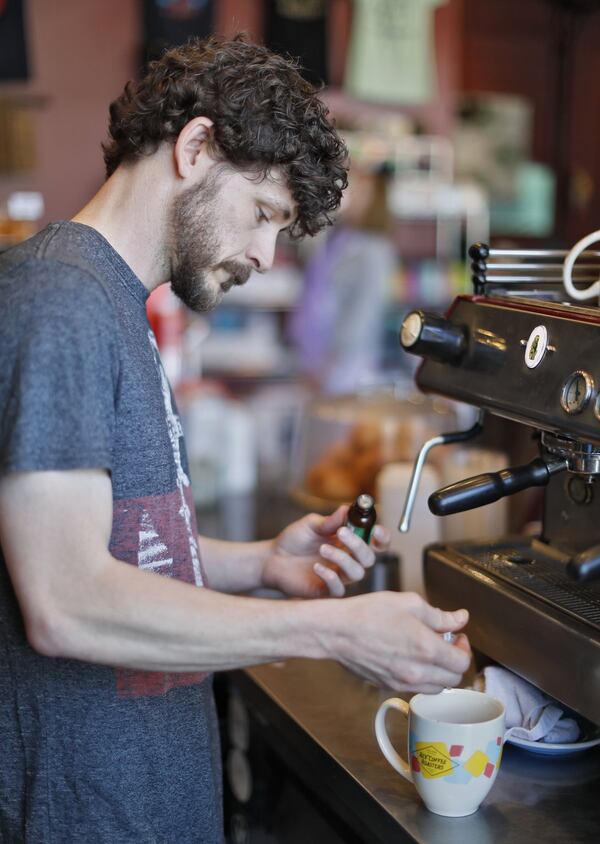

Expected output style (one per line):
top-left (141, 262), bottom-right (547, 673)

top-left (560, 371), bottom-right (595, 415)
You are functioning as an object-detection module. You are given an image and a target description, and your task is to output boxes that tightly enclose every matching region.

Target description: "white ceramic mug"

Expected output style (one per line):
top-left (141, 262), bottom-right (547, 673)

top-left (375, 689), bottom-right (505, 817)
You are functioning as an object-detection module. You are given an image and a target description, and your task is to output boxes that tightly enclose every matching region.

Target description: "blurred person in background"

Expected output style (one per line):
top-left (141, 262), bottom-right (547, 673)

top-left (0, 35), bottom-right (470, 843)
top-left (290, 162), bottom-right (396, 393)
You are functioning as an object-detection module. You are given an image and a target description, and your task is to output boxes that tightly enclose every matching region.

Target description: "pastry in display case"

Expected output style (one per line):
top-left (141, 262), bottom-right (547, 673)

top-left (290, 389), bottom-right (456, 510)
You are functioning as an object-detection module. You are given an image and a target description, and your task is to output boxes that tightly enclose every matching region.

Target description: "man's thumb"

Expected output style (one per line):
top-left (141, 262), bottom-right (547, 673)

top-left (421, 606), bottom-right (469, 632)
top-left (314, 504), bottom-right (347, 536)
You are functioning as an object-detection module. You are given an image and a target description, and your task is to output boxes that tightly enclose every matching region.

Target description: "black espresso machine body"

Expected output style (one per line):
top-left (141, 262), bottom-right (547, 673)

top-left (400, 246), bottom-right (600, 725)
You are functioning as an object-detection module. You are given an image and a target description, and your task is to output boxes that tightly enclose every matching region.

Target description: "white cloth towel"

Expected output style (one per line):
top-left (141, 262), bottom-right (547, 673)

top-left (480, 666), bottom-right (580, 744)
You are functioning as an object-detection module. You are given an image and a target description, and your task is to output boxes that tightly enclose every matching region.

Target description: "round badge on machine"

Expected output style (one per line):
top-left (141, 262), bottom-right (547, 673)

top-left (524, 325), bottom-right (548, 369)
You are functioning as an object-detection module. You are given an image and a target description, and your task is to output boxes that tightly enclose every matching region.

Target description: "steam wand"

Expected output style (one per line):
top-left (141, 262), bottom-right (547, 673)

top-left (399, 410), bottom-right (485, 533)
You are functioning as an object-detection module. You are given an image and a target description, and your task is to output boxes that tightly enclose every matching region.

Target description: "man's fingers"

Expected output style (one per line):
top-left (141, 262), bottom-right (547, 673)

top-left (313, 562), bottom-right (345, 597)
top-left (336, 526), bottom-right (376, 568)
top-left (416, 603), bottom-right (469, 634)
top-left (454, 633), bottom-right (472, 657)
top-left (415, 626), bottom-right (471, 674)
top-left (413, 682), bottom-right (462, 695)
top-left (319, 543), bottom-right (365, 582)
top-left (391, 660), bottom-right (465, 692)
top-left (438, 638), bottom-right (471, 674)
top-left (370, 525), bottom-right (391, 550)
top-left (419, 667), bottom-right (465, 690)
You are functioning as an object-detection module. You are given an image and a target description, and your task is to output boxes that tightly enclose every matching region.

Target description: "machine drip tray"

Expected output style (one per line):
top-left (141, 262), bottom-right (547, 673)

top-left (424, 538), bottom-right (600, 725)
top-left (470, 545), bottom-right (600, 631)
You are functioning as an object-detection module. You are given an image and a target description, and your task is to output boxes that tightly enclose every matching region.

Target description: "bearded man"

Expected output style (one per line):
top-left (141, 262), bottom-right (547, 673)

top-left (0, 35), bottom-right (470, 843)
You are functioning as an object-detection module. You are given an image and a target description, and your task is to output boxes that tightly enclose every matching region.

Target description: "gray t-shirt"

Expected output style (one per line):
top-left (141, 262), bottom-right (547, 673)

top-left (0, 222), bottom-right (223, 843)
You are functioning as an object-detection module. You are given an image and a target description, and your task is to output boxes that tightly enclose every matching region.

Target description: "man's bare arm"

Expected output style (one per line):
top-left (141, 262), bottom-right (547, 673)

top-left (197, 535), bottom-right (274, 594)
top-left (0, 469), bottom-right (324, 671)
top-left (0, 469), bottom-right (471, 691)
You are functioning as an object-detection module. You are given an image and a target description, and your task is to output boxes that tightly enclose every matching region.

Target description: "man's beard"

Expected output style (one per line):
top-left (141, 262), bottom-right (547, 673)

top-left (169, 172), bottom-right (251, 312)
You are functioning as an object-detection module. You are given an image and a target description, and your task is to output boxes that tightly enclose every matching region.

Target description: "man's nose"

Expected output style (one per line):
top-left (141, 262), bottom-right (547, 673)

top-left (246, 230), bottom-right (278, 274)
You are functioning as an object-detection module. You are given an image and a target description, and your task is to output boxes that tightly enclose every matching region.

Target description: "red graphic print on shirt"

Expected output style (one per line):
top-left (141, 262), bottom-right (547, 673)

top-left (111, 485), bottom-right (209, 697)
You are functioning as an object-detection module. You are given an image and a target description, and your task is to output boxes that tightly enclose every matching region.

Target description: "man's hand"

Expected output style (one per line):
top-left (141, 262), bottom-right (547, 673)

top-left (328, 591), bottom-right (472, 693)
top-left (262, 504), bottom-right (391, 598)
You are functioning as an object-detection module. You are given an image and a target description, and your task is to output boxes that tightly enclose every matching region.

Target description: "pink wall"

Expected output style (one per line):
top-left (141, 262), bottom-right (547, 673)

top-left (0, 0), bottom-right (141, 225)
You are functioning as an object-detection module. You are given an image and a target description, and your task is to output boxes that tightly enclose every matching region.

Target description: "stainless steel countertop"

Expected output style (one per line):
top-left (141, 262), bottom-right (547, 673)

top-left (234, 659), bottom-right (600, 844)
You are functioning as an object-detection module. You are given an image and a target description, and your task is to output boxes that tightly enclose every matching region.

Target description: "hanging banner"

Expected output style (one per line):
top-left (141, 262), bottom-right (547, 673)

top-left (0, 0), bottom-right (29, 81)
top-left (143, 0), bottom-right (214, 64)
top-left (345, 0), bottom-right (446, 105)
top-left (265, 0), bottom-right (328, 87)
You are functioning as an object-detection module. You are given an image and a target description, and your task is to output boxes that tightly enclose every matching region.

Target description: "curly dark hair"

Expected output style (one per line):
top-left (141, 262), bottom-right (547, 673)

top-left (103, 34), bottom-right (348, 237)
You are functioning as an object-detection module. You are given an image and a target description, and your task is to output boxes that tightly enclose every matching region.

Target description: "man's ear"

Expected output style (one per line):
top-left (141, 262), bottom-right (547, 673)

top-left (173, 116), bottom-right (215, 179)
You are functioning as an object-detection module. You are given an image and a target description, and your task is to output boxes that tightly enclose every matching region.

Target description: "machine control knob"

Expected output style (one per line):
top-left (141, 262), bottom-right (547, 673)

top-left (400, 310), bottom-right (467, 363)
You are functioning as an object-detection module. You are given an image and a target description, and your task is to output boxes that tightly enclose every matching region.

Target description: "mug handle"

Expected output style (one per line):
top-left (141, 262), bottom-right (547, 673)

top-left (374, 697), bottom-right (412, 781)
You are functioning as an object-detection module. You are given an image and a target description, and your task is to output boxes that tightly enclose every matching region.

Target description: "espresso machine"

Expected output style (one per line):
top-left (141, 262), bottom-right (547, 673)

top-left (399, 242), bottom-right (600, 726)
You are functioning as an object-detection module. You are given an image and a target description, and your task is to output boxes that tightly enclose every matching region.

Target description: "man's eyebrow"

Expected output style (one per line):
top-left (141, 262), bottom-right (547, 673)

top-left (262, 198), bottom-right (294, 222)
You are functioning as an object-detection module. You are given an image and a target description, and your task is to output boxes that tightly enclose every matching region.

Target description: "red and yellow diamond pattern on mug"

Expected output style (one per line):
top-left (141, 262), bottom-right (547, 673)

top-left (409, 736), bottom-right (503, 784)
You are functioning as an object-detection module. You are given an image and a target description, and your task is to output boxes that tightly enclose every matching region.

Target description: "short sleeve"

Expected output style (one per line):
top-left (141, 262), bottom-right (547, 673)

top-left (1, 260), bottom-right (120, 474)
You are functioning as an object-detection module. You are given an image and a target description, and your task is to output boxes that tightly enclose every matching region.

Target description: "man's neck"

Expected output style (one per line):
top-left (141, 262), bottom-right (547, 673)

top-left (72, 153), bottom-right (173, 293)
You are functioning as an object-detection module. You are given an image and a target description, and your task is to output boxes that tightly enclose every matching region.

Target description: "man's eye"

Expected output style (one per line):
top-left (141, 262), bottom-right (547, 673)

top-left (257, 208), bottom-right (269, 223)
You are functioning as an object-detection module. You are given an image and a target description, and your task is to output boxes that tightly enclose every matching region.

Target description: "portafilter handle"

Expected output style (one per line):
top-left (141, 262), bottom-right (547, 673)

top-left (398, 410), bottom-right (485, 533)
top-left (428, 457), bottom-right (567, 517)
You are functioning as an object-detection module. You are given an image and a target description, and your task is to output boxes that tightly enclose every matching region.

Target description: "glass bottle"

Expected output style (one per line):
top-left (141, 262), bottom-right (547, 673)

top-left (346, 493), bottom-right (377, 544)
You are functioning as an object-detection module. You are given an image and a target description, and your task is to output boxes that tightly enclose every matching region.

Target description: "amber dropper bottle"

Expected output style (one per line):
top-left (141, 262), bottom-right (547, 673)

top-left (345, 493), bottom-right (377, 544)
